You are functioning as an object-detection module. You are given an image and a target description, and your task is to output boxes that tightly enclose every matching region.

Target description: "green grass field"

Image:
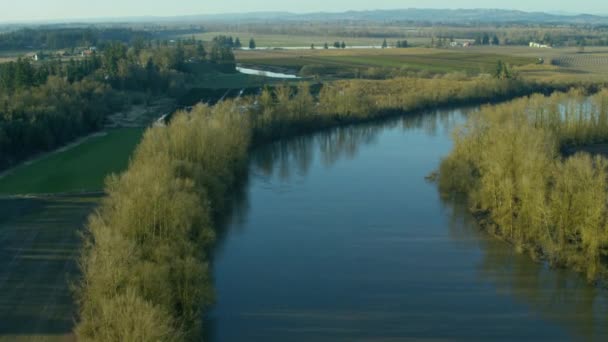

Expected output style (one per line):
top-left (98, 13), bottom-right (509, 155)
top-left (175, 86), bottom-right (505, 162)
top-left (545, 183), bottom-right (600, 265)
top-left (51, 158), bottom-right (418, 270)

top-left (0, 195), bottom-right (100, 342)
top-left (0, 128), bottom-right (144, 195)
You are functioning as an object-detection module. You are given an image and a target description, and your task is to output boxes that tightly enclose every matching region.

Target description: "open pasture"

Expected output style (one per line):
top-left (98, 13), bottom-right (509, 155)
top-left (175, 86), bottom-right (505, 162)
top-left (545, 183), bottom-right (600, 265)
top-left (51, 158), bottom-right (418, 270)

top-left (0, 128), bottom-right (144, 195)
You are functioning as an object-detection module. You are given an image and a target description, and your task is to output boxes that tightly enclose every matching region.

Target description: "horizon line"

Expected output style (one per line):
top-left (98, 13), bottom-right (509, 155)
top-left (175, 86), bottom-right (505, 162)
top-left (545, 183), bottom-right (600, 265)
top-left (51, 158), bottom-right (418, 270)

top-left (1, 7), bottom-right (604, 25)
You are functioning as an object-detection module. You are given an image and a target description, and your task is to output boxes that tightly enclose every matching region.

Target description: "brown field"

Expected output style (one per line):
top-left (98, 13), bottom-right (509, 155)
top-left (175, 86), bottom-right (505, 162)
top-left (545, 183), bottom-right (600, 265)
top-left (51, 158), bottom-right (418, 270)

top-left (235, 47), bottom-right (537, 75)
top-left (0, 195), bottom-right (100, 342)
top-left (234, 45), bottom-right (608, 81)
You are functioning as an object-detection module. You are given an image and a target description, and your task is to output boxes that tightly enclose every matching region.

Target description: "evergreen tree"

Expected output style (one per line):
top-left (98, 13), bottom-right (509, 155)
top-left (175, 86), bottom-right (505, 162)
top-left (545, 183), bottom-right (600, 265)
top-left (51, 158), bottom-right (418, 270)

top-left (382, 39), bottom-right (388, 48)
top-left (234, 37), bottom-right (242, 49)
top-left (482, 33), bottom-right (490, 45)
top-left (341, 41), bottom-right (346, 49)
top-left (249, 38), bottom-right (256, 50)
top-left (196, 41), bottom-right (207, 59)
top-left (492, 35), bottom-right (500, 45)
top-left (324, 42), bottom-right (329, 49)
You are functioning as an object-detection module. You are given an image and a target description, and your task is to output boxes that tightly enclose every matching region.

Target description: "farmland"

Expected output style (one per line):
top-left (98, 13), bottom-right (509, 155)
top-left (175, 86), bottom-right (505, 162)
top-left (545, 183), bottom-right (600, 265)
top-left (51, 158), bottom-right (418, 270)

top-left (0, 194), bottom-right (100, 342)
top-left (232, 45), bottom-right (608, 81)
top-left (178, 31), bottom-right (432, 48)
top-left (551, 53), bottom-right (608, 69)
top-left (235, 47), bottom-right (538, 75)
top-left (471, 46), bottom-right (608, 80)
top-left (0, 128), bottom-right (144, 195)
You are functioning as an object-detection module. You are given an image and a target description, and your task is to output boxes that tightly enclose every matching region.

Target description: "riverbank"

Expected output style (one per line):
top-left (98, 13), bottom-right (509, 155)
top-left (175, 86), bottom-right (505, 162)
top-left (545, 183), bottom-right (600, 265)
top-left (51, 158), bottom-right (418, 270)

top-left (438, 89), bottom-right (608, 283)
top-left (75, 75), bottom-right (593, 341)
top-left (209, 108), bottom-right (608, 341)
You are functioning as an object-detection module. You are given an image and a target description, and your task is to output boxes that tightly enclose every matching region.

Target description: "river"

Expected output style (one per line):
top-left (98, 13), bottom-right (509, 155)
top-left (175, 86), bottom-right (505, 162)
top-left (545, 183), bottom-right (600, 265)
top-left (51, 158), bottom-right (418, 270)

top-left (236, 66), bottom-right (300, 79)
top-left (208, 107), bottom-right (608, 341)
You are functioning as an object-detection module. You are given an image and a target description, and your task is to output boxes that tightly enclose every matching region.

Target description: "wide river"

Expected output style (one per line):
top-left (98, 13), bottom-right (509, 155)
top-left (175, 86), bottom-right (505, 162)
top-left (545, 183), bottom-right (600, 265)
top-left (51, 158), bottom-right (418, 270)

top-left (208, 107), bottom-right (608, 341)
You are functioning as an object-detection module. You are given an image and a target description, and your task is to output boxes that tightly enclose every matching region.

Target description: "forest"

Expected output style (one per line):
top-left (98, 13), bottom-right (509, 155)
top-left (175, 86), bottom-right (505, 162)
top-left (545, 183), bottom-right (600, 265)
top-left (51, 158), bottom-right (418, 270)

top-left (0, 35), bottom-right (235, 171)
top-left (0, 27), bottom-right (151, 51)
top-left (75, 75), bottom-right (582, 340)
top-left (439, 90), bottom-right (608, 281)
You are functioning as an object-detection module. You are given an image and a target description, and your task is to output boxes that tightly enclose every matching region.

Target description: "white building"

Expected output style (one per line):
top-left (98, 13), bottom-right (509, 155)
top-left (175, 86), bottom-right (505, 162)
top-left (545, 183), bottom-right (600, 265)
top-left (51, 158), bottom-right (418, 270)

top-left (529, 42), bottom-right (551, 48)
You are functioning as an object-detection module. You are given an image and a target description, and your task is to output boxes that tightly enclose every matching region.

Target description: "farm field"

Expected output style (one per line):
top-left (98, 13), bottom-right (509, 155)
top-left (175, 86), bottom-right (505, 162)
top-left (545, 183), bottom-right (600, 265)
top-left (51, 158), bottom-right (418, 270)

top-left (551, 53), bottom-right (608, 69)
top-left (235, 47), bottom-right (538, 74)
top-left (232, 45), bottom-right (608, 81)
top-left (179, 31), bottom-right (432, 48)
top-left (0, 194), bottom-right (100, 342)
top-left (472, 46), bottom-right (608, 80)
top-left (0, 128), bottom-right (144, 195)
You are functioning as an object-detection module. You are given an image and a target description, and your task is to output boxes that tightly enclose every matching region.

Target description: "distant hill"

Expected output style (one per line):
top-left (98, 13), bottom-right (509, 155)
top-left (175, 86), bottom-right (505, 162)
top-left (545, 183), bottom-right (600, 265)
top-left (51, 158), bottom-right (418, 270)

top-left (157, 8), bottom-right (608, 25)
top-left (8, 8), bottom-right (608, 26)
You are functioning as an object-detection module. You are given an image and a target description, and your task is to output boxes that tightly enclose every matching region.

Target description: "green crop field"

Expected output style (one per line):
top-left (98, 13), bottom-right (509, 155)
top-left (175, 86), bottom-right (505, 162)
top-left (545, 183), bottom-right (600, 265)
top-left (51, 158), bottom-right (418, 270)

top-left (0, 128), bottom-right (144, 195)
top-left (0, 195), bottom-right (100, 342)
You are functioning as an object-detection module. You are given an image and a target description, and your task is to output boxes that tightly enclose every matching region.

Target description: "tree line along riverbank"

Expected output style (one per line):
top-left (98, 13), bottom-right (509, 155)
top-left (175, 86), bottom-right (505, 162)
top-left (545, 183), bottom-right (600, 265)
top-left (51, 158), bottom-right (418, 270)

top-left (75, 76), bottom-right (605, 341)
top-left (439, 89), bottom-right (608, 283)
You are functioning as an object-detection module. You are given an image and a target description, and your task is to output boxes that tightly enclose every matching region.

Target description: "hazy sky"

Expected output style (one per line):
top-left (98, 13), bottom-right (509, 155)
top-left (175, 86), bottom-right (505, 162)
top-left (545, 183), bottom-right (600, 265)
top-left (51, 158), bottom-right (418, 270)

top-left (2, 0), bottom-right (608, 22)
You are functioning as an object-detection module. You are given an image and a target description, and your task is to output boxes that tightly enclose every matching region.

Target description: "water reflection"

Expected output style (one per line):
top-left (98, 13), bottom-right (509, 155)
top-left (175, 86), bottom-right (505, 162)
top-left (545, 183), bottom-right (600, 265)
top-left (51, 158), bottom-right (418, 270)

top-left (250, 108), bottom-right (469, 182)
top-left (209, 106), bottom-right (608, 341)
top-left (442, 194), bottom-right (608, 341)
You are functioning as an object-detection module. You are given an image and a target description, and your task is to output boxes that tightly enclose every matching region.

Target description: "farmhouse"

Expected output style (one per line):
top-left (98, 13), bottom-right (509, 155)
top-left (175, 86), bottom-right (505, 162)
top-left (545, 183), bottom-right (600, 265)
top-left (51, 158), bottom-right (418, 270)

top-left (529, 42), bottom-right (551, 48)
top-left (27, 52), bottom-right (42, 61)
top-left (81, 47), bottom-right (97, 57)
top-left (449, 41), bottom-right (474, 48)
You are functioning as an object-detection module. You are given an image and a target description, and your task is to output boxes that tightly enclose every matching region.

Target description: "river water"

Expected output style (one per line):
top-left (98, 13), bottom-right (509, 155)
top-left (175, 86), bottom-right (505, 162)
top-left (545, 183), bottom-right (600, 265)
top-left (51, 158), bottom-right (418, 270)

top-left (236, 66), bottom-right (300, 79)
top-left (208, 107), bottom-right (608, 341)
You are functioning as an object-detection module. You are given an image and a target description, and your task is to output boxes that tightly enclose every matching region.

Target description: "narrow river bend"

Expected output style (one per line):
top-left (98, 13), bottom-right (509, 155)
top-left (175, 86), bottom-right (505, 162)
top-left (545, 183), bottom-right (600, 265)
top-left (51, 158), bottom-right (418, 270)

top-left (208, 107), bottom-right (608, 341)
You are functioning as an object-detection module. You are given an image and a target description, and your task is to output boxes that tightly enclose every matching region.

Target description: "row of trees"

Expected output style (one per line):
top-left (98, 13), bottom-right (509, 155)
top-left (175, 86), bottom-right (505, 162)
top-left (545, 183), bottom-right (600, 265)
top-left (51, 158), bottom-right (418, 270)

top-left (71, 73), bottom-right (541, 340)
top-left (0, 35), bottom-right (239, 171)
top-left (0, 77), bottom-right (122, 170)
top-left (310, 42), bottom-right (349, 49)
top-left (333, 41), bottom-right (347, 49)
top-left (395, 40), bottom-right (409, 48)
top-left (77, 74), bottom-right (557, 340)
top-left (309, 39), bottom-right (406, 50)
top-left (0, 28), bottom-right (151, 51)
top-left (76, 102), bottom-right (251, 340)
top-left (211, 35), bottom-right (256, 49)
top-left (439, 90), bottom-right (608, 281)
top-left (474, 33), bottom-right (500, 45)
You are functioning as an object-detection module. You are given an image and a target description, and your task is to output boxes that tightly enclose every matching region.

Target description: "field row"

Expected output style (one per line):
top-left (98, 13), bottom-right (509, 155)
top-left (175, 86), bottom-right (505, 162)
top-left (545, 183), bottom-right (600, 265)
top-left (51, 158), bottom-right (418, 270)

top-left (236, 48), bottom-right (537, 74)
top-left (552, 54), bottom-right (608, 70)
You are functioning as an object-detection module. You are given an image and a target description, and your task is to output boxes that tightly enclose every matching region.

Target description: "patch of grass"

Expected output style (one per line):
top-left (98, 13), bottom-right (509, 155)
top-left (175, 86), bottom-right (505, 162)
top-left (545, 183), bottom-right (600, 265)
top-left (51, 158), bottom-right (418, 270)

top-left (0, 128), bottom-right (144, 195)
top-left (185, 62), bottom-right (285, 89)
top-left (195, 70), bottom-right (278, 89)
top-left (0, 195), bottom-right (101, 342)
